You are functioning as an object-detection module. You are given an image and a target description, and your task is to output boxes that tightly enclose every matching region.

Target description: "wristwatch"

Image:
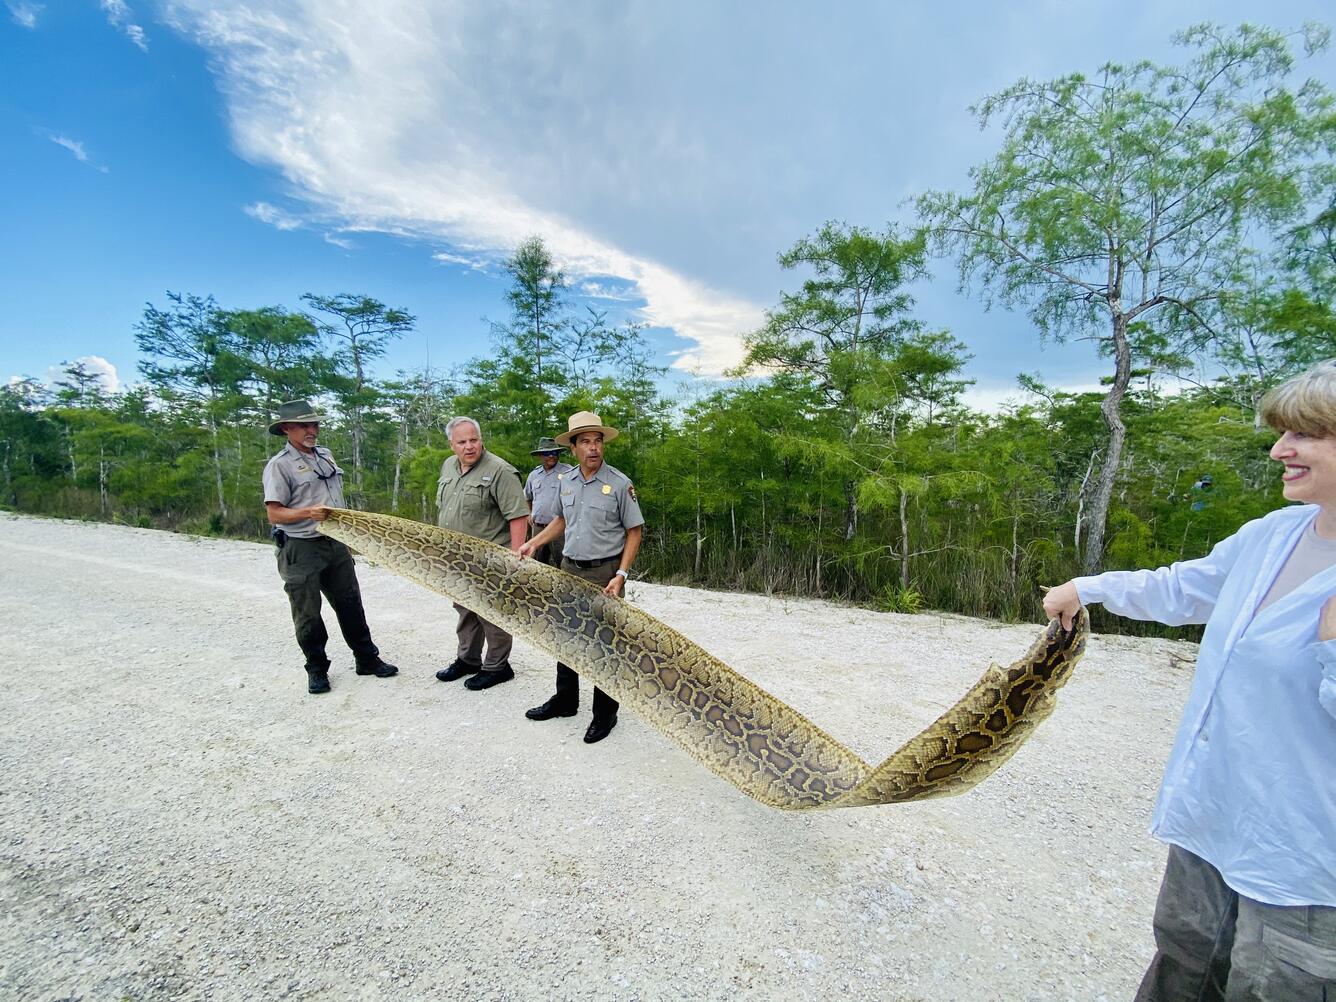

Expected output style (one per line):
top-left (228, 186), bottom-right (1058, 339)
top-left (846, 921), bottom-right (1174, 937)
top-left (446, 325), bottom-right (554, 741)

top-left (614, 568), bottom-right (629, 579)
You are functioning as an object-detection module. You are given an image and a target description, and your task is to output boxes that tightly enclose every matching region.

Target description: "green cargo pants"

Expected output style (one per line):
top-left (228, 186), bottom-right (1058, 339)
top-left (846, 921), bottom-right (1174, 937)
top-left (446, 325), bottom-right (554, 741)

top-left (275, 535), bottom-right (379, 672)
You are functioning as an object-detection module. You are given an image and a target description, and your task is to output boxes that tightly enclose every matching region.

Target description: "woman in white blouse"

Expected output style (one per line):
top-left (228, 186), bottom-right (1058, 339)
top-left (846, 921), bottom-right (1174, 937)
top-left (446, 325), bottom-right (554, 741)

top-left (1045, 359), bottom-right (1336, 1002)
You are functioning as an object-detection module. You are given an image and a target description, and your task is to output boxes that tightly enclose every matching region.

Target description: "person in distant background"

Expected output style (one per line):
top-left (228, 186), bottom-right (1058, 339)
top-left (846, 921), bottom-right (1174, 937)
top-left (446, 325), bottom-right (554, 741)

top-left (433, 416), bottom-right (529, 691)
top-left (522, 436), bottom-right (573, 569)
top-left (262, 399), bottom-right (398, 695)
top-left (1044, 360), bottom-right (1336, 1001)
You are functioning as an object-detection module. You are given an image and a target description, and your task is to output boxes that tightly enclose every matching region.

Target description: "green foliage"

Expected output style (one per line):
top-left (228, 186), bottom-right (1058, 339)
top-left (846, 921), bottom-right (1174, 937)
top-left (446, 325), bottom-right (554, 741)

top-left (9, 44), bottom-right (1331, 646)
top-left (919, 21), bottom-right (1335, 572)
top-left (879, 585), bottom-right (924, 615)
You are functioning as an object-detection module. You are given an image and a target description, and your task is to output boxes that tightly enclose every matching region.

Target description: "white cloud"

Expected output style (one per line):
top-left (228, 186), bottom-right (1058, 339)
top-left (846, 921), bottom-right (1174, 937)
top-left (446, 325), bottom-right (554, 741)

top-left (6, 1), bottom-right (41, 27)
top-left (161, 0), bottom-right (765, 374)
top-left (46, 133), bottom-right (110, 173)
top-left (959, 378), bottom-right (1186, 415)
top-left (323, 232), bottom-right (355, 249)
top-left (433, 250), bottom-right (490, 272)
top-left (100, 0), bottom-right (149, 51)
top-left (244, 200), bottom-right (302, 231)
top-left (150, 1), bottom-right (1307, 389)
top-left (46, 357), bottom-right (121, 395)
top-left (578, 280), bottom-right (641, 303)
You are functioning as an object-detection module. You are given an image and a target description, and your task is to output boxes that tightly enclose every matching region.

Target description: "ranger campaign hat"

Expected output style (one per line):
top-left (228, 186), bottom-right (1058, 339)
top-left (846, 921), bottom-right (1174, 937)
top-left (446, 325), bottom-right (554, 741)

top-left (268, 399), bottom-right (326, 436)
top-left (553, 410), bottom-right (619, 448)
top-left (529, 436), bottom-right (565, 455)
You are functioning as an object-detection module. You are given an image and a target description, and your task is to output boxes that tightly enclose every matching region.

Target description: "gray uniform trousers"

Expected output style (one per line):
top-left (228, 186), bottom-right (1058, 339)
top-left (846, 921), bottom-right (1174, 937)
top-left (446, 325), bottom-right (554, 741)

top-left (452, 604), bottom-right (513, 671)
top-left (276, 536), bottom-right (379, 672)
top-left (1135, 844), bottom-right (1336, 1001)
top-left (552, 555), bottom-right (620, 721)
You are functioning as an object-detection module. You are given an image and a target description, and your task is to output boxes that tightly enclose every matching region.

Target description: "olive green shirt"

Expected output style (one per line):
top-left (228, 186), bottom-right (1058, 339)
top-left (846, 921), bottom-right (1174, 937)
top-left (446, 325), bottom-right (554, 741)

top-left (436, 449), bottom-right (528, 545)
top-left (263, 443), bottom-right (346, 539)
top-left (558, 462), bottom-right (644, 561)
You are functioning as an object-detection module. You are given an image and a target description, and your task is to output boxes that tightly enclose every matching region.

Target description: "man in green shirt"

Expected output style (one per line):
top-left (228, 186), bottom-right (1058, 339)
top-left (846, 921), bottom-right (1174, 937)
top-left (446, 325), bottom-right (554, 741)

top-left (434, 416), bottom-right (530, 690)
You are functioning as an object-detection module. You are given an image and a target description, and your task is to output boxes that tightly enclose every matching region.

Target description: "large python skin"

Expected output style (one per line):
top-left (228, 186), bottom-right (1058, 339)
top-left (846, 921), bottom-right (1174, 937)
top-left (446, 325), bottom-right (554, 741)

top-left (319, 509), bottom-right (1088, 810)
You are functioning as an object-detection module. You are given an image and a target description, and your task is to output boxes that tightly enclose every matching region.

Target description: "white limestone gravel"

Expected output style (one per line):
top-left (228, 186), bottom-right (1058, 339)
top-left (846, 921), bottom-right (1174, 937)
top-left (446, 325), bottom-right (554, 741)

top-left (0, 512), bottom-right (1196, 1001)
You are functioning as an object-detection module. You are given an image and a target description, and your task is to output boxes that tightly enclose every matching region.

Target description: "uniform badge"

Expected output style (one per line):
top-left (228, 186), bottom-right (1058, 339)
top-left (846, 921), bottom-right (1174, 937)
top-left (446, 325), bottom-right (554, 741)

top-left (601, 484), bottom-right (612, 495)
top-left (296, 464), bottom-right (310, 473)
top-left (628, 484), bottom-right (638, 501)
top-left (557, 473), bottom-right (563, 480)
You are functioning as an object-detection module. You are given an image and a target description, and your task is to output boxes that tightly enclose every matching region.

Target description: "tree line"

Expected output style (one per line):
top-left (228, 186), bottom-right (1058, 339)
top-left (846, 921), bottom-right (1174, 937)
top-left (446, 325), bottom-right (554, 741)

top-left (3, 23), bottom-right (1334, 635)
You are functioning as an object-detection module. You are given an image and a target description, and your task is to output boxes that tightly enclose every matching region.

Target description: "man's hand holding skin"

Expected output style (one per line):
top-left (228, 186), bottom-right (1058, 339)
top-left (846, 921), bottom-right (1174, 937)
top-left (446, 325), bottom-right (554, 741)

top-left (519, 517), bottom-right (564, 559)
top-left (1042, 581), bottom-right (1082, 632)
top-left (1320, 596), bottom-right (1336, 642)
top-left (603, 574), bottom-right (625, 598)
top-left (266, 503), bottom-right (331, 525)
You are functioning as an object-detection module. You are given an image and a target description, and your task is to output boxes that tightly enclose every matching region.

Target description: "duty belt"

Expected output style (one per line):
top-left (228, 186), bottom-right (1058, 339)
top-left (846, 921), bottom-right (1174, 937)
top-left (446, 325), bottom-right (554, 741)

top-left (567, 553), bottom-right (621, 569)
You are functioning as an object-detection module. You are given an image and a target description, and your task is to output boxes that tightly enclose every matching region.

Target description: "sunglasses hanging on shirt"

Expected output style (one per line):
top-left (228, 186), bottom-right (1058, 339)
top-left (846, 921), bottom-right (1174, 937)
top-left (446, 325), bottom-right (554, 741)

top-left (310, 451), bottom-right (337, 481)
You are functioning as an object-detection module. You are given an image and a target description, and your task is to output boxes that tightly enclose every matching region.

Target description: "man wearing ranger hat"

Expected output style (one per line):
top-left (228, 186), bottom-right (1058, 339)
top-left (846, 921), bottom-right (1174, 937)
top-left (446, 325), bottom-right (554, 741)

top-left (262, 399), bottom-right (399, 695)
top-left (522, 436), bottom-right (573, 569)
top-left (520, 410), bottom-right (644, 744)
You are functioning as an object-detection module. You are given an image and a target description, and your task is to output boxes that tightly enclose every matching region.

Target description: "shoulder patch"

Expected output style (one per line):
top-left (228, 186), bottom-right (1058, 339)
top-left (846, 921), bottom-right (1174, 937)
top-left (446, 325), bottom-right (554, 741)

top-left (628, 484), bottom-right (638, 502)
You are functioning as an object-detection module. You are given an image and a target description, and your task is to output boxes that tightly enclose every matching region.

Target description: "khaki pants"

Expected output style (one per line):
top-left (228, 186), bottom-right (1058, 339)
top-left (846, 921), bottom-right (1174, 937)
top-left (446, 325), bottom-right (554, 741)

top-left (452, 604), bottom-right (512, 671)
top-left (552, 555), bottom-right (621, 720)
top-left (1135, 844), bottom-right (1336, 1001)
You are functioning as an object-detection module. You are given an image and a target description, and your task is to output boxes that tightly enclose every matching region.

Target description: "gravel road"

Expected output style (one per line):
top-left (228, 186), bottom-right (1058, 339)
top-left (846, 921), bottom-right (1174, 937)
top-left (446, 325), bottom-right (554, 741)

top-left (0, 512), bottom-right (1197, 1001)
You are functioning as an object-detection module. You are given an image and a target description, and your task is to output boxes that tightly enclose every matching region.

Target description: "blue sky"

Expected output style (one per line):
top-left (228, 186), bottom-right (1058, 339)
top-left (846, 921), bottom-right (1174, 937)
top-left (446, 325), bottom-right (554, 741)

top-left (3, 2), bottom-right (1334, 410)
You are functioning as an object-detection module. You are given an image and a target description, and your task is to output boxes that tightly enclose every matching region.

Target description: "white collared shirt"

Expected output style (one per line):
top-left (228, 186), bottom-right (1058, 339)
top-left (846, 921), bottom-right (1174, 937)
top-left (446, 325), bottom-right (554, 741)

top-left (1076, 503), bottom-right (1336, 905)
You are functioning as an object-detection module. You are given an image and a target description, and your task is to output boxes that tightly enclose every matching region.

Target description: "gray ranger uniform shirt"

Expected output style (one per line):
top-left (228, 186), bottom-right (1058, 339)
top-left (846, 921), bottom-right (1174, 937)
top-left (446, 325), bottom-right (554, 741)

top-left (559, 462), bottom-right (644, 561)
top-left (524, 461), bottom-right (574, 526)
top-left (263, 443), bottom-right (346, 538)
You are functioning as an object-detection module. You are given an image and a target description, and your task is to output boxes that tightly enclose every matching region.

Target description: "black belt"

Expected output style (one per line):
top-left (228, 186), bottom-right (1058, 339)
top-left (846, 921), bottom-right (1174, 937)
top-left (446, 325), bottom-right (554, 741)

top-left (567, 553), bottom-right (621, 569)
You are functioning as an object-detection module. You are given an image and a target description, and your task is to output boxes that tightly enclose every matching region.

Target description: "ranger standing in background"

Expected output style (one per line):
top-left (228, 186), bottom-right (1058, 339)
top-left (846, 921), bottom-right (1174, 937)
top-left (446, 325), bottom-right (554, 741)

top-left (522, 436), bottom-right (573, 568)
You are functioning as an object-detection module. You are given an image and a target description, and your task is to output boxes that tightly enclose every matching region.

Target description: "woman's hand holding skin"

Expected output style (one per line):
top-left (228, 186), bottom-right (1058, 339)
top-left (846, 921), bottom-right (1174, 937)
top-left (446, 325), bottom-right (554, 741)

top-left (1042, 580), bottom-right (1082, 632)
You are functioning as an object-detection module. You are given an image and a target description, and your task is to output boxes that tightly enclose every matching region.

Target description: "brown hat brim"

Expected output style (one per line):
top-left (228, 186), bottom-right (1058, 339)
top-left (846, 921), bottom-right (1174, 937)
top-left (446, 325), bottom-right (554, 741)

top-left (553, 424), bottom-right (619, 448)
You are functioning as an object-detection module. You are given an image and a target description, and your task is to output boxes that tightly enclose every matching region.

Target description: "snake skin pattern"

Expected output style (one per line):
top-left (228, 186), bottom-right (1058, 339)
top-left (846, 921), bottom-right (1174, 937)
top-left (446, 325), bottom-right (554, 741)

top-left (319, 509), bottom-right (1088, 811)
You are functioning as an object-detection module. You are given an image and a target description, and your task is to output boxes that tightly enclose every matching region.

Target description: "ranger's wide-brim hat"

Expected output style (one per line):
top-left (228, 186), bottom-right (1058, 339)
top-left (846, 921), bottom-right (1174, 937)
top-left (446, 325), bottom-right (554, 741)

top-left (529, 436), bottom-right (565, 455)
top-left (268, 399), bottom-right (326, 436)
top-left (554, 410), bottom-right (619, 448)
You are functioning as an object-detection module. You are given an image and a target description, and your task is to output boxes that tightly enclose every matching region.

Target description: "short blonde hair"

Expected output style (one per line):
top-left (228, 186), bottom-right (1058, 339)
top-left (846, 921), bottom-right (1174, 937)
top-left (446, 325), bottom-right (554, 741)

top-left (1261, 360), bottom-right (1336, 438)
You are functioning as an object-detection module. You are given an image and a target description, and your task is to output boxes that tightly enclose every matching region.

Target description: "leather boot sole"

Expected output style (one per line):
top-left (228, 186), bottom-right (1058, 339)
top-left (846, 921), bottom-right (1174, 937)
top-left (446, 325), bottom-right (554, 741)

top-left (525, 703), bottom-right (578, 720)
